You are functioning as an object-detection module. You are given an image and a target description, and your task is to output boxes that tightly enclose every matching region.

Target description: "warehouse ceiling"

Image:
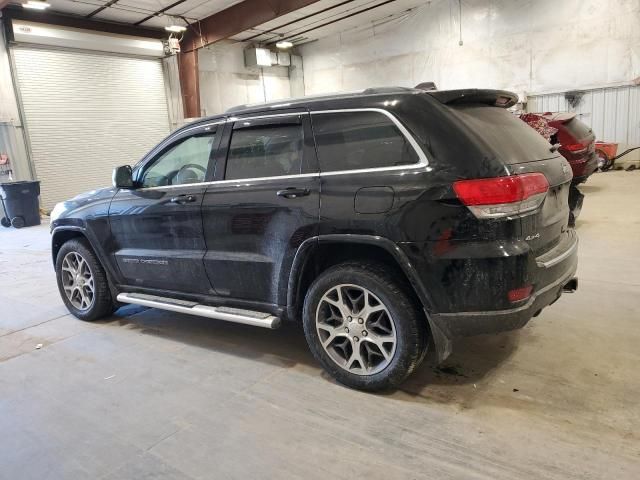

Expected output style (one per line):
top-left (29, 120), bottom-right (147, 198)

top-left (231, 0), bottom-right (429, 46)
top-left (2, 0), bottom-right (429, 45)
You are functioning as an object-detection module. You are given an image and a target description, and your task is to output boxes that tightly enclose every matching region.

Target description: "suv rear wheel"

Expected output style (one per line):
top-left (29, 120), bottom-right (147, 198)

top-left (303, 262), bottom-right (428, 391)
top-left (55, 238), bottom-right (114, 321)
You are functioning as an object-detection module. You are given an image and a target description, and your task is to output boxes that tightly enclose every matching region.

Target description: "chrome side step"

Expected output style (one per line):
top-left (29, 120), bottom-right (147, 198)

top-left (116, 293), bottom-right (281, 329)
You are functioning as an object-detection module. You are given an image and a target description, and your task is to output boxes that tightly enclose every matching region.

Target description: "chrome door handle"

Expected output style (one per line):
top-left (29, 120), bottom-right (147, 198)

top-left (170, 194), bottom-right (196, 204)
top-left (276, 188), bottom-right (310, 199)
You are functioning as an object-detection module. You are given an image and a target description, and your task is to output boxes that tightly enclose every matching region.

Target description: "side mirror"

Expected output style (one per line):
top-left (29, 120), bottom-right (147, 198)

top-left (112, 165), bottom-right (134, 189)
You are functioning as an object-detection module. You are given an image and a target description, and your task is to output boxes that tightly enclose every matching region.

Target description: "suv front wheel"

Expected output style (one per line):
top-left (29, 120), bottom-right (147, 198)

top-left (303, 262), bottom-right (428, 391)
top-left (55, 238), bottom-right (114, 321)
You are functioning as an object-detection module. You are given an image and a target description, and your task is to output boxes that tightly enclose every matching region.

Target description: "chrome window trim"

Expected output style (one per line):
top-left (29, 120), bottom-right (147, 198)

top-left (227, 112), bottom-right (306, 122)
top-left (136, 173), bottom-right (321, 192)
top-left (133, 108), bottom-right (429, 191)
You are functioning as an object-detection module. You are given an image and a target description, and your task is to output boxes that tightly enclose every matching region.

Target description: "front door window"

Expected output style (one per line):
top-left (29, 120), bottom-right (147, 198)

top-left (141, 133), bottom-right (217, 187)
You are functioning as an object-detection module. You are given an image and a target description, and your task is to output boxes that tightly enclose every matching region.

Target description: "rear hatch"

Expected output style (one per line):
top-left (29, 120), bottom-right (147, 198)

top-left (429, 89), bottom-right (574, 257)
top-left (544, 113), bottom-right (597, 177)
top-left (510, 157), bottom-right (573, 257)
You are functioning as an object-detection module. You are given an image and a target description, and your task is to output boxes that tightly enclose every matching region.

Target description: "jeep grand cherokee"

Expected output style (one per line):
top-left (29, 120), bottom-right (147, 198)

top-left (51, 87), bottom-right (578, 391)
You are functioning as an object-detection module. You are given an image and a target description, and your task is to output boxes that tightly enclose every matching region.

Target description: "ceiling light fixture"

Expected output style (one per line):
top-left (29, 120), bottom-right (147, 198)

top-left (165, 25), bottom-right (187, 33)
top-left (23, 0), bottom-right (50, 9)
top-left (276, 40), bottom-right (293, 49)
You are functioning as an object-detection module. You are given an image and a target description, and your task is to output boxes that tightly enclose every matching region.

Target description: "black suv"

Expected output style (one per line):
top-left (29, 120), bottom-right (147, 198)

top-left (51, 87), bottom-right (578, 391)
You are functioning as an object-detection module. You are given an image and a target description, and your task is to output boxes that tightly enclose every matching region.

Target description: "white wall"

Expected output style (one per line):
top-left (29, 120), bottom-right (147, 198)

top-left (0, 20), bottom-right (32, 182)
top-left (300, 0), bottom-right (640, 96)
top-left (198, 41), bottom-right (293, 116)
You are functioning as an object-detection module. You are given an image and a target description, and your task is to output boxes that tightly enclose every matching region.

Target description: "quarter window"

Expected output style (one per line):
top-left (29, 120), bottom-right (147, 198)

top-left (312, 111), bottom-right (419, 172)
top-left (225, 124), bottom-right (303, 180)
top-left (141, 132), bottom-right (217, 188)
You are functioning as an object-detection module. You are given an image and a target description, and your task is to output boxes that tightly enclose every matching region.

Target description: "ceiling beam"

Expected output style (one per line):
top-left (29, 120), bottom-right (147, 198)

top-left (180, 0), bottom-right (321, 52)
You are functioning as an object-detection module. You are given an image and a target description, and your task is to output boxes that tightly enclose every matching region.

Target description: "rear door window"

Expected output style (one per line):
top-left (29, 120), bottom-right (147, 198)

top-left (225, 123), bottom-right (303, 180)
top-left (312, 111), bottom-right (419, 172)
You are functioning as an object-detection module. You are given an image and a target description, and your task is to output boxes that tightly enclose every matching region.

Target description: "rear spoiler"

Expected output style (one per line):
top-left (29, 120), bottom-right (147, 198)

top-left (540, 112), bottom-right (576, 123)
top-left (427, 89), bottom-right (519, 108)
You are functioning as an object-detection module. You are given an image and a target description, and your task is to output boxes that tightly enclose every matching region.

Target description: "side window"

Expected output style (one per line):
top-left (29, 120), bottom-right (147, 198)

top-left (312, 111), bottom-right (419, 172)
top-left (225, 124), bottom-right (303, 180)
top-left (141, 132), bottom-right (217, 188)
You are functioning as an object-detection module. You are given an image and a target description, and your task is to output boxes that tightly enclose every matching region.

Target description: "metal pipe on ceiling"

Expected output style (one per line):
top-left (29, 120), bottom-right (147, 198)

top-left (134, 0), bottom-right (189, 26)
top-left (267, 0), bottom-right (399, 45)
top-left (86, 0), bottom-right (120, 18)
top-left (242, 0), bottom-right (356, 42)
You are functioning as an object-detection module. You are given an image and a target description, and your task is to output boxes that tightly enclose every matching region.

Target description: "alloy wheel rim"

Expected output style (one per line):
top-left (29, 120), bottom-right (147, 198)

top-left (315, 284), bottom-right (397, 375)
top-left (61, 252), bottom-right (95, 311)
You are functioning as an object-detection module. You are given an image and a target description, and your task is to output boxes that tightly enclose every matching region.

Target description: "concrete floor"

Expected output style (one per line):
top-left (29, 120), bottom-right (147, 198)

top-left (1, 171), bottom-right (639, 479)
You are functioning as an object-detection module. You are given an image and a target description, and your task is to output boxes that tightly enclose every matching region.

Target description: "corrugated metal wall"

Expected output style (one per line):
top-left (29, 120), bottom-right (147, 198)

top-left (527, 86), bottom-right (640, 145)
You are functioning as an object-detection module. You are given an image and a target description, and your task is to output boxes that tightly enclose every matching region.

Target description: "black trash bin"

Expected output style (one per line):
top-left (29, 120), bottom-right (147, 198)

top-left (0, 181), bottom-right (41, 228)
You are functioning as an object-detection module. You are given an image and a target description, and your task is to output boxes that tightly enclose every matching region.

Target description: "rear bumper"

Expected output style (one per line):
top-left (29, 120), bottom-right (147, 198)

top-left (430, 261), bottom-right (577, 338)
top-left (404, 230), bottom-right (578, 344)
top-left (570, 153), bottom-right (598, 182)
top-left (399, 230), bottom-right (579, 362)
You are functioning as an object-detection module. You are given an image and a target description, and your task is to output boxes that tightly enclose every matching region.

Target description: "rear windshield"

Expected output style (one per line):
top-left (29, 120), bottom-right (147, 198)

top-left (449, 105), bottom-right (557, 164)
top-left (563, 117), bottom-right (593, 141)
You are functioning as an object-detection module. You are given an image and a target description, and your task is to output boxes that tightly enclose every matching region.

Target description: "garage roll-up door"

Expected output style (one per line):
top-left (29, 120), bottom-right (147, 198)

top-left (13, 47), bottom-right (170, 209)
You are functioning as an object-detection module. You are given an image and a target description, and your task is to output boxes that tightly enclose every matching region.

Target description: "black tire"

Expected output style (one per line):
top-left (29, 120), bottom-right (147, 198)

top-left (0, 217), bottom-right (10, 228)
top-left (55, 238), bottom-right (114, 321)
top-left (303, 261), bottom-right (428, 391)
top-left (11, 216), bottom-right (25, 228)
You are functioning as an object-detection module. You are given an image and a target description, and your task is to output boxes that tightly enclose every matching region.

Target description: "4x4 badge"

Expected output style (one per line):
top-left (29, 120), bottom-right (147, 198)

top-left (525, 233), bottom-right (540, 241)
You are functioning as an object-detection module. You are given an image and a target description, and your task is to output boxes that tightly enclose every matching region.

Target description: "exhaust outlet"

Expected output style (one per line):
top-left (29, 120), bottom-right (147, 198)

top-left (563, 277), bottom-right (578, 293)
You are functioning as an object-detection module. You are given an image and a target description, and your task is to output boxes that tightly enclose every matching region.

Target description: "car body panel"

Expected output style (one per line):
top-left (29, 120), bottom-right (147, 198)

top-left (201, 112), bottom-right (321, 305)
top-left (108, 184), bottom-right (212, 294)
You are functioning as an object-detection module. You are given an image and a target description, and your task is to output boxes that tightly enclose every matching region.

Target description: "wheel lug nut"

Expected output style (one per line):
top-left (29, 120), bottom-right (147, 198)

top-left (344, 327), bottom-right (349, 333)
top-left (358, 318), bottom-right (364, 324)
top-left (362, 331), bottom-right (368, 336)
top-left (353, 336), bottom-right (359, 342)
top-left (347, 316), bottom-right (352, 322)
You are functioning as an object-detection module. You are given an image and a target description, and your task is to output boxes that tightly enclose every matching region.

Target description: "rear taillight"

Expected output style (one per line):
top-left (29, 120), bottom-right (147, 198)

top-left (562, 143), bottom-right (587, 154)
top-left (453, 173), bottom-right (549, 219)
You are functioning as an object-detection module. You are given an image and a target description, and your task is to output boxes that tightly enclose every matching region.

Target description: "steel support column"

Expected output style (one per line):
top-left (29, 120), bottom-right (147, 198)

top-left (177, 49), bottom-right (200, 119)
top-left (178, 0), bottom-right (319, 118)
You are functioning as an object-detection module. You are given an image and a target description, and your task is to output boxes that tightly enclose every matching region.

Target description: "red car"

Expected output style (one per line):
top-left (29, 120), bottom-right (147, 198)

top-left (543, 112), bottom-right (598, 182)
top-left (520, 112), bottom-right (597, 224)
